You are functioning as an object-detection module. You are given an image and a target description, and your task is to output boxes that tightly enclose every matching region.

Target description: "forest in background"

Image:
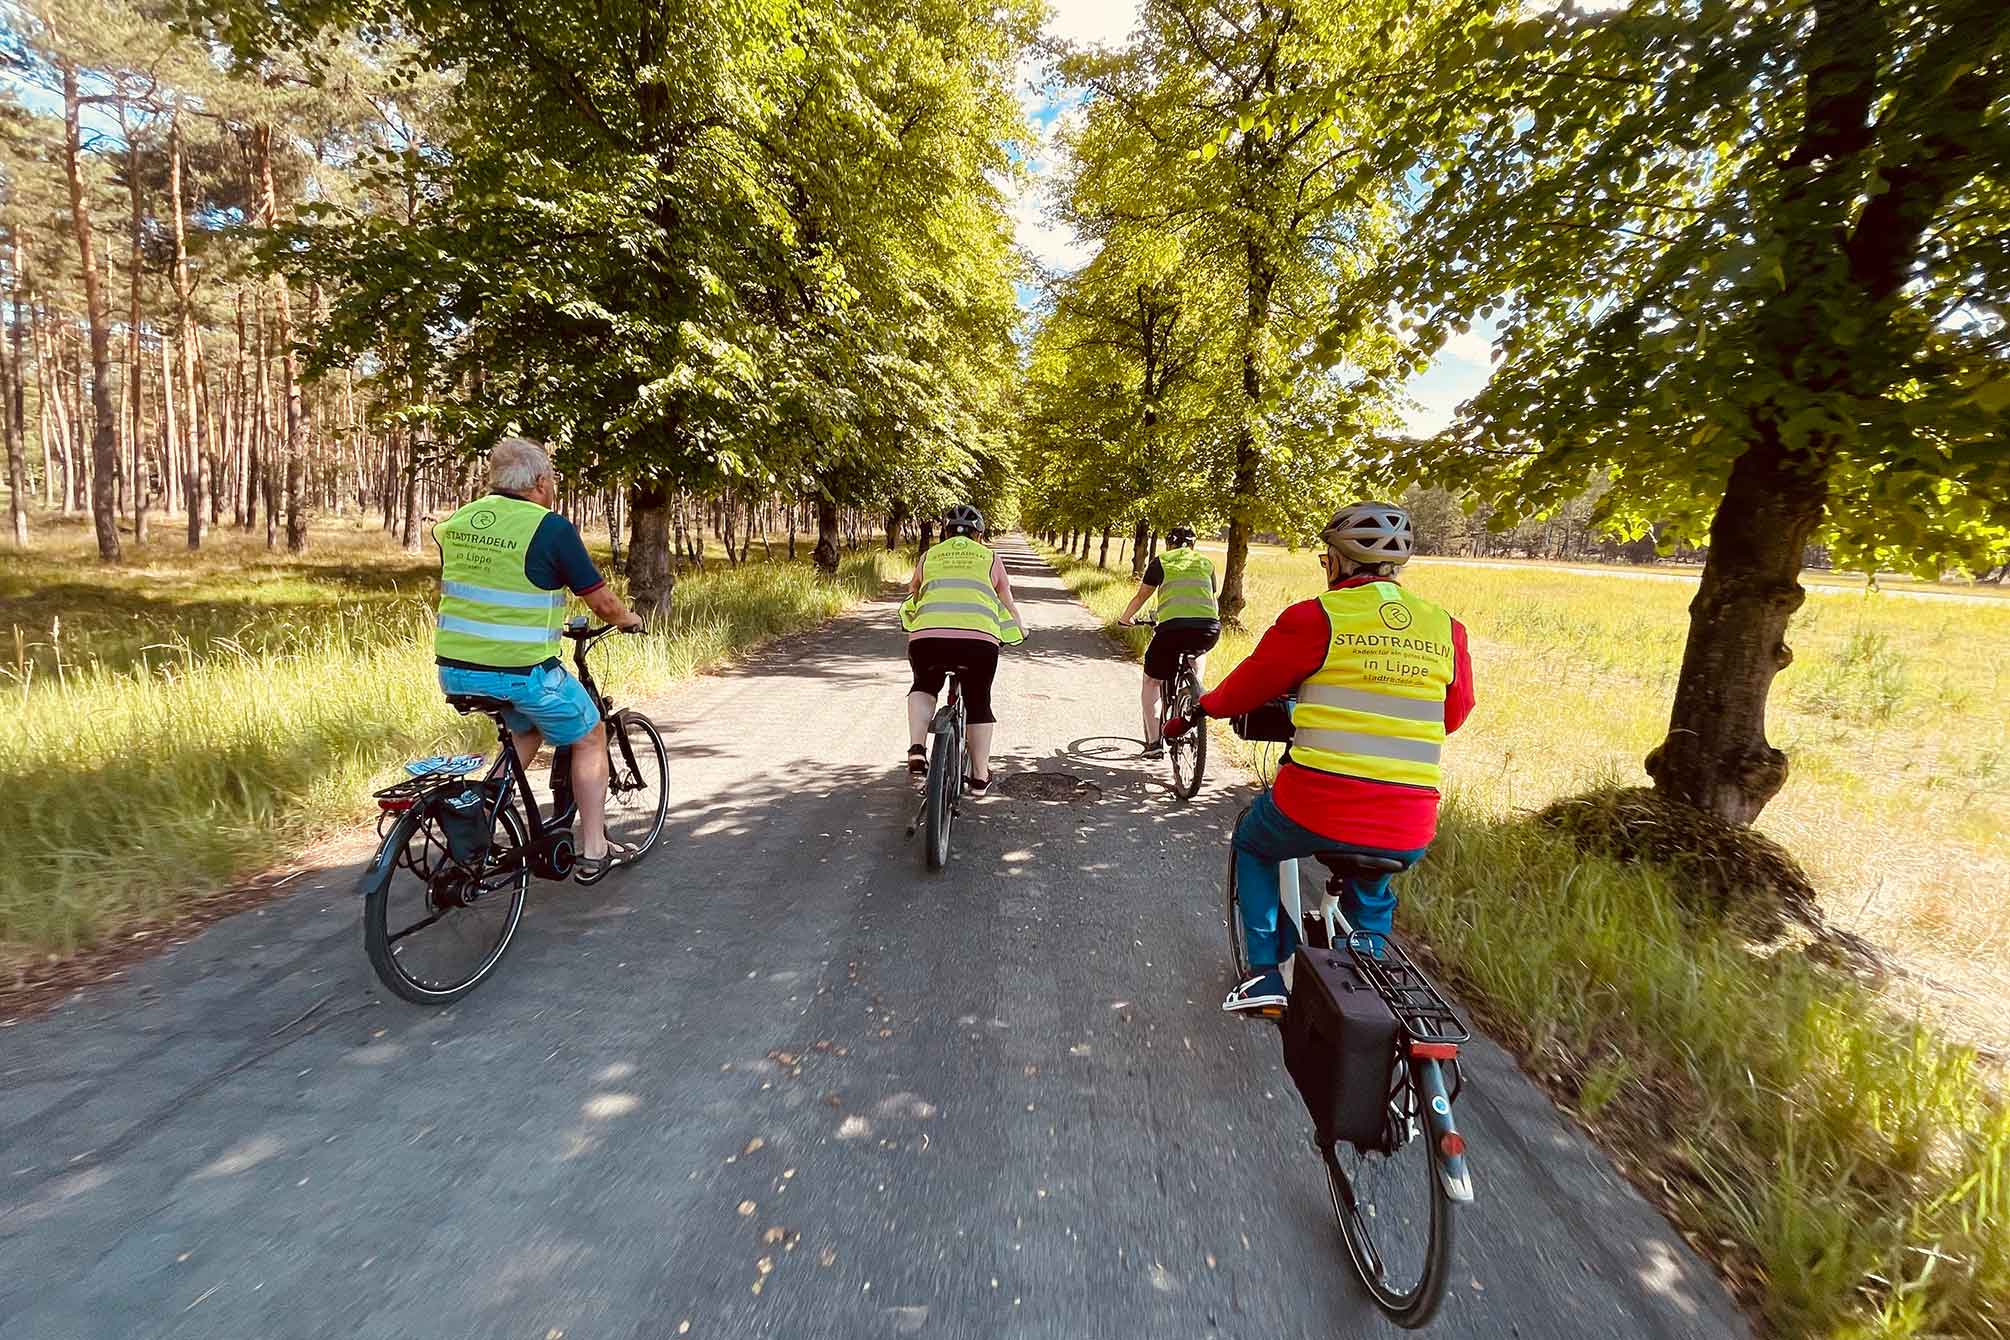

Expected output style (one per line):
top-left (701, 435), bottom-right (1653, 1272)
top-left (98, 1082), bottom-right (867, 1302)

top-left (0, 0), bottom-right (1032, 604)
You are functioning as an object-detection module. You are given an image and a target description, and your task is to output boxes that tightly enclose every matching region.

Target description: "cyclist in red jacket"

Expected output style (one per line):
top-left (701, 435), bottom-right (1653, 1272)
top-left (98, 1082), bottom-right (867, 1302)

top-left (1164, 502), bottom-right (1476, 1012)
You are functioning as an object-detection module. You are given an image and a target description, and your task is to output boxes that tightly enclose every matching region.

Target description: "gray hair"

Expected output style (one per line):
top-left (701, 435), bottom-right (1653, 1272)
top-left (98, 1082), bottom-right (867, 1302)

top-left (488, 436), bottom-right (552, 493)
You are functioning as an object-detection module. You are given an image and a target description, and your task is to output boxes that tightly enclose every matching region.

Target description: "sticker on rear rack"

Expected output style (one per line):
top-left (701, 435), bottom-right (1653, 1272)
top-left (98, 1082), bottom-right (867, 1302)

top-left (1430, 1095), bottom-right (1451, 1116)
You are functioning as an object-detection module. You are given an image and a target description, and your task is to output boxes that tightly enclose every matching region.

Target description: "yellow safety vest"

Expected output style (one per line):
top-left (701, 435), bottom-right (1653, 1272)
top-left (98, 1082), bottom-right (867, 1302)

top-left (1289, 583), bottom-right (1456, 791)
top-left (900, 536), bottom-right (1024, 645)
top-left (1153, 546), bottom-right (1219, 621)
top-left (434, 495), bottom-right (566, 668)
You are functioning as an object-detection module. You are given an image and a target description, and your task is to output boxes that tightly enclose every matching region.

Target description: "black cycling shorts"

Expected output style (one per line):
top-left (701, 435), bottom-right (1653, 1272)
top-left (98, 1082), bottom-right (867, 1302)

top-left (907, 637), bottom-right (1000, 724)
top-left (1144, 619), bottom-right (1221, 681)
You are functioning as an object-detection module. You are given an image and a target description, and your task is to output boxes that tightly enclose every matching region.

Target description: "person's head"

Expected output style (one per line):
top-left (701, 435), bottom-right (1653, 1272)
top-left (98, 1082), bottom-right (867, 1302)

top-left (1319, 501), bottom-right (1413, 585)
top-left (1165, 525), bottom-right (1197, 549)
top-left (489, 436), bottom-right (558, 508)
top-left (943, 503), bottom-right (986, 540)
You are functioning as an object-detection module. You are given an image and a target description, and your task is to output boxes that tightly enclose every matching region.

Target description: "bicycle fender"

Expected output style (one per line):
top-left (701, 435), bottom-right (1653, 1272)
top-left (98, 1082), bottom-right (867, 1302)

top-left (1417, 1060), bottom-right (1475, 1204)
top-left (357, 818), bottom-right (414, 898)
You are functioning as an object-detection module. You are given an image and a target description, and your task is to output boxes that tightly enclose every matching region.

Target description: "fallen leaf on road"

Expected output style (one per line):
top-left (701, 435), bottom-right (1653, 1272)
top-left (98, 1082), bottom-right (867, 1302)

top-left (763, 1227), bottom-right (786, 1245)
top-left (889, 1305), bottom-right (927, 1333)
top-left (738, 1200), bottom-right (757, 1216)
top-left (819, 1246), bottom-right (838, 1267)
top-left (743, 1137), bottom-right (765, 1155)
top-left (757, 1256), bottom-right (774, 1276)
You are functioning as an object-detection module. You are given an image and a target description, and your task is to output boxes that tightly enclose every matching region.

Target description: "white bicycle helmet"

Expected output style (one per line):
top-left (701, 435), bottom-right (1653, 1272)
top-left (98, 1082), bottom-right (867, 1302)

top-left (943, 504), bottom-right (986, 538)
top-left (1321, 502), bottom-right (1413, 567)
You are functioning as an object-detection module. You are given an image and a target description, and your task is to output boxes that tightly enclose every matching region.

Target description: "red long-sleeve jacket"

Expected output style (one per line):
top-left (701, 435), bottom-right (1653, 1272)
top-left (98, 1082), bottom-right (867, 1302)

top-left (1198, 576), bottom-right (1476, 851)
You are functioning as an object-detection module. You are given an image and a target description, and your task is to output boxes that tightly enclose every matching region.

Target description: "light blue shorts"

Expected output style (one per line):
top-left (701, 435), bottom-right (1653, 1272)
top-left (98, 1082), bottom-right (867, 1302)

top-left (437, 662), bottom-right (601, 747)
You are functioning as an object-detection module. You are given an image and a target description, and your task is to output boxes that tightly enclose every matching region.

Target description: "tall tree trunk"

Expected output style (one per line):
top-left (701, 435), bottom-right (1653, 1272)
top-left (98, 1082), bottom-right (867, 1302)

top-left (164, 116), bottom-right (204, 548)
top-left (58, 60), bottom-right (121, 560)
top-left (254, 125), bottom-right (308, 553)
top-left (1220, 234), bottom-right (1279, 624)
top-left (607, 485), bottom-right (623, 568)
top-left (627, 480), bottom-right (674, 618)
top-left (1644, 431), bottom-right (1825, 823)
top-left (884, 499), bottom-right (906, 552)
top-left (812, 494), bottom-right (840, 574)
top-left (1098, 527), bottom-right (1111, 569)
top-left (1129, 517), bottom-right (1149, 578)
top-left (4, 235), bottom-right (27, 546)
top-left (122, 108), bottom-right (150, 546)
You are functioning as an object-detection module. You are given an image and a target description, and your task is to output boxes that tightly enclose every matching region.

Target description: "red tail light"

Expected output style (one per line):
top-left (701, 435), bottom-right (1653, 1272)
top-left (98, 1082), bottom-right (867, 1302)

top-left (378, 797), bottom-right (416, 813)
top-left (1410, 1041), bottom-right (1460, 1060)
top-left (1440, 1132), bottom-right (1466, 1158)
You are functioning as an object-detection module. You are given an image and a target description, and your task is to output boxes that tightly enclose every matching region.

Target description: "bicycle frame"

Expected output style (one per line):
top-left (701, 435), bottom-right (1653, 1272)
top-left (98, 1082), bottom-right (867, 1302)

top-left (1278, 853), bottom-right (1474, 1204)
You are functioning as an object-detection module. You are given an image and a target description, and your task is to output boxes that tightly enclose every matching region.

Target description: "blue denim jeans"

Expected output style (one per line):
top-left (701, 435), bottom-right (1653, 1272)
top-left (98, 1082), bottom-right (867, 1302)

top-left (1233, 790), bottom-right (1427, 970)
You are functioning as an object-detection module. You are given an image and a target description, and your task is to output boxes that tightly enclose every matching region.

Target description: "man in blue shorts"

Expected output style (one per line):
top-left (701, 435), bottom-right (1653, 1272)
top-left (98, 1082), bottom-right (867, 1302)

top-left (433, 437), bottom-right (644, 883)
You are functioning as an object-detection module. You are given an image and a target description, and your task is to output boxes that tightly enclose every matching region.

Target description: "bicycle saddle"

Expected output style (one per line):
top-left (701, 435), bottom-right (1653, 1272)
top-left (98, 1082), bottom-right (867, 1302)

top-left (1314, 852), bottom-right (1407, 878)
top-left (445, 693), bottom-right (514, 716)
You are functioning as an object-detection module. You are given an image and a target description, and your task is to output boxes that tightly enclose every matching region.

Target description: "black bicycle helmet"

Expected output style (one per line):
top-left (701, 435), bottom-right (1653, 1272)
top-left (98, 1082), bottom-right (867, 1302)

top-left (1166, 525), bottom-right (1197, 547)
top-left (1321, 501), bottom-right (1413, 567)
top-left (943, 503), bottom-right (986, 538)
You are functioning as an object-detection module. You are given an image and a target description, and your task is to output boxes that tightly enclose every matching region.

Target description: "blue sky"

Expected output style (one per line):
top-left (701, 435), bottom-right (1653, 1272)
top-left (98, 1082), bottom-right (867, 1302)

top-left (1018, 0), bottom-right (1492, 435)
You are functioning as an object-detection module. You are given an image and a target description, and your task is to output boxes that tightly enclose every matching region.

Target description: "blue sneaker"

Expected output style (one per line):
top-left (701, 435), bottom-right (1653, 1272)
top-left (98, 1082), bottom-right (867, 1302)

top-left (1223, 968), bottom-right (1287, 1014)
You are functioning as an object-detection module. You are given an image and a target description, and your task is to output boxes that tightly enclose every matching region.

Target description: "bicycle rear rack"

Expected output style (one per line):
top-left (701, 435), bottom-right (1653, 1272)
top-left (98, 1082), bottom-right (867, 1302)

top-left (1344, 931), bottom-right (1471, 1051)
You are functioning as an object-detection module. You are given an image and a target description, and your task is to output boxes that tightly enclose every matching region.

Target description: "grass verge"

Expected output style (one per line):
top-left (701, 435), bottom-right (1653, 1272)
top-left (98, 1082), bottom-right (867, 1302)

top-left (1036, 541), bottom-right (2008, 1339)
top-left (0, 548), bottom-right (900, 967)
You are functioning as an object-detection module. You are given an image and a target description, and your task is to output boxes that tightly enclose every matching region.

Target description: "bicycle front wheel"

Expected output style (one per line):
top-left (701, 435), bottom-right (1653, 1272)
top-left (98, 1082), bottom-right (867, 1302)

top-left (1325, 1064), bottom-right (1457, 1328)
top-left (1224, 803), bottom-right (1251, 982)
top-left (364, 799), bottom-right (530, 1005)
top-left (604, 711), bottom-right (669, 859)
top-left (1167, 667), bottom-right (1206, 800)
top-left (925, 727), bottom-right (956, 870)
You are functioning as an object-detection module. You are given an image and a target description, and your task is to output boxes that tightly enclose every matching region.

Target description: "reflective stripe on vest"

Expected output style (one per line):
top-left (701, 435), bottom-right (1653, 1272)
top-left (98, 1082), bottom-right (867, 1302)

top-left (433, 495), bottom-right (566, 667)
top-left (1153, 547), bottom-right (1218, 621)
top-left (1288, 583), bottom-right (1455, 790)
top-left (901, 537), bottom-right (1023, 644)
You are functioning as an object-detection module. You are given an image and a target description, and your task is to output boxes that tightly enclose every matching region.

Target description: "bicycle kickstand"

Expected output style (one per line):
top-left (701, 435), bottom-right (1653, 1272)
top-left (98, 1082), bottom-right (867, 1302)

top-left (904, 793), bottom-right (928, 839)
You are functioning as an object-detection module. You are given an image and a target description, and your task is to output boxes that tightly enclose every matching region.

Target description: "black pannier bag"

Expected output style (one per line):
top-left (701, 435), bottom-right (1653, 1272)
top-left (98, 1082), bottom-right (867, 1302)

top-left (431, 784), bottom-right (493, 867)
top-left (1229, 695), bottom-right (1295, 743)
top-left (1283, 946), bottom-right (1401, 1151)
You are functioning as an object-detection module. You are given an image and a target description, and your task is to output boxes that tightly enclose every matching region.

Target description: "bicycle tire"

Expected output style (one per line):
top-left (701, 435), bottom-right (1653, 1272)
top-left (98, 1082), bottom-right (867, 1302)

top-left (1225, 803), bottom-right (1252, 981)
top-left (1325, 1066), bottom-right (1457, 1328)
top-left (925, 726), bottom-right (956, 870)
top-left (1167, 665), bottom-right (1206, 800)
top-left (604, 710), bottom-right (669, 859)
top-left (364, 799), bottom-right (530, 1005)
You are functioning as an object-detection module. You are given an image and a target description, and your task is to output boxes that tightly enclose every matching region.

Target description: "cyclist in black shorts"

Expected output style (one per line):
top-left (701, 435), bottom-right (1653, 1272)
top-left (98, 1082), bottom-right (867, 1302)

top-left (899, 504), bottom-right (1027, 794)
top-left (1116, 525), bottom-right (1222, 758)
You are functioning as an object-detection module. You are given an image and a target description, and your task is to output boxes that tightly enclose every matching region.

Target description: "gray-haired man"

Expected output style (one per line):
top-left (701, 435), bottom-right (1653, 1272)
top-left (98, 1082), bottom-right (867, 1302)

top-left (433, 437), bottom-right (644, 883)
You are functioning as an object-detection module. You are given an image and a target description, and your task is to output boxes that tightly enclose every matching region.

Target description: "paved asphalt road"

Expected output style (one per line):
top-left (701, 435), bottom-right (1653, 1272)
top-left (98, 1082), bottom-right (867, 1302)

top-left (0, 538), bottom-right (1747, 1340)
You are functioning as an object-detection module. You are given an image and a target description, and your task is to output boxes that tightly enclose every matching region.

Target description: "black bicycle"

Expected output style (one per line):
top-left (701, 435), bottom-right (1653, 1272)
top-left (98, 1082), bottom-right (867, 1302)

top-left (1133, 616), bottom-right (1207, 800)
top-left (1222, 717), bottom-right (1474, 1329)
top-left (358, 619), bottom-right (669, 1004)
top-left (905, 669), bottom-right (967, 870)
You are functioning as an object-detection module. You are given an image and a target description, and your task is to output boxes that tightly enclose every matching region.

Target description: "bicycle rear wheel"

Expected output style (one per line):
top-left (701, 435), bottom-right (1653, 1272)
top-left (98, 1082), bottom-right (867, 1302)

top-left (363, 798), bottom-right (530, 1005)
top-left (1325, 1062), bottom-right (1456, 1328)
top-left (925, 725), bottom-right (956, 870)
top-left (603, 711), bottom-right (669, 859)
top-left (1166, 666), bottom-right (1206, 800)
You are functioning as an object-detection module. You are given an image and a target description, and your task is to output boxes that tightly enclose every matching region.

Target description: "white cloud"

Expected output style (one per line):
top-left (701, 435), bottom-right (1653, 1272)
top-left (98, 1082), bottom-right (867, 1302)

top-left (1441, 327), bottom-right (1496, 365)
top-left (1044, 0), bottom-right (1141, 48)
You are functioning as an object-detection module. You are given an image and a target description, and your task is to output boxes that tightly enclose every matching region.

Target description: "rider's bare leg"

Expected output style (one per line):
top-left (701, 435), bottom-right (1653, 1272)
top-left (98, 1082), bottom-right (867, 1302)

top-left (1141, 673), bottom-right (1163, 746)
top-left (906, 691), bottom-right (935, 751)
top-left (965, 722), bottom-right (994, 783)
top-left (571, 721), bottom-right (612, 861)
top-left (512, 727), bottom-right (543, 773)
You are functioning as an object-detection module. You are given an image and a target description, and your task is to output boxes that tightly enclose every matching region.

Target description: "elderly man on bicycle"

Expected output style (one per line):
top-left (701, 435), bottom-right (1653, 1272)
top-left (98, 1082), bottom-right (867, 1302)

top-left (433, 437), bottom-right (644, 884)
top-left (1164, 502), bottom-right (1476, 1012)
